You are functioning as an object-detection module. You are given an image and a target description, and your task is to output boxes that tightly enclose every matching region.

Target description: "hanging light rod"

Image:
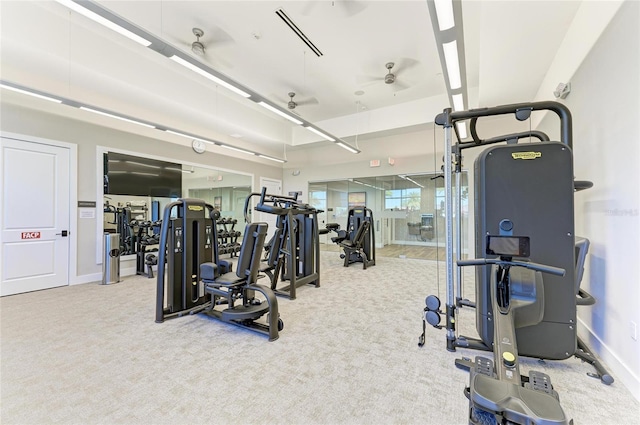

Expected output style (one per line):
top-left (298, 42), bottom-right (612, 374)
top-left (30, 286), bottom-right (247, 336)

top-left (0, 79), bottom-right (287, 163)
top-left (54, 0), bottom-right (360, 154)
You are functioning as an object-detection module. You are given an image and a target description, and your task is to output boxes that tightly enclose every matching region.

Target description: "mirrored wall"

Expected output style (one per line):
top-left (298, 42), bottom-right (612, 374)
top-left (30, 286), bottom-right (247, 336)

top-left (102, 151), bottom-right (251, 259)
top-left (309, 172), bottom-right (468, 260)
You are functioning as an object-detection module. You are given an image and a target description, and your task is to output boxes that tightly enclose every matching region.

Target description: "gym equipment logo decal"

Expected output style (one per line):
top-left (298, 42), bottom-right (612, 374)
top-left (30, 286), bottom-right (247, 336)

top-left (512, 151), bottom-right (542, 160)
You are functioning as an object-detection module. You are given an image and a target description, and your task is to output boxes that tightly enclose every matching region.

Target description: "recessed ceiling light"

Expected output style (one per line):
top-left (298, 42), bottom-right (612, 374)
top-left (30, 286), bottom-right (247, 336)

top-left (354, 90), bottom-right (365, 96)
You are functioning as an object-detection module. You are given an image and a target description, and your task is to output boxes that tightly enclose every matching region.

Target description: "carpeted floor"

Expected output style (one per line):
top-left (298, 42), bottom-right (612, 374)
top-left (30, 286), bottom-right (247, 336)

top-left (1, 253), bottom-right (638, 425)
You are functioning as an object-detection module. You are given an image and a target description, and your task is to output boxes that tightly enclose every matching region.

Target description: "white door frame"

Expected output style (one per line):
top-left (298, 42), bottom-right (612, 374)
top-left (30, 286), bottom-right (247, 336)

top-left (0, 131), bottom-right (78, 286)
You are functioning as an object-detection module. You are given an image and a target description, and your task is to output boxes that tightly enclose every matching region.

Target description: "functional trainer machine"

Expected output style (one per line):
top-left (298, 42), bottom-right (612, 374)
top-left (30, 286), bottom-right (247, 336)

top-left (155, 198), bottom-right (281, 341)
top-left (244, 187), bottom-right (321, 300)
top-left (417, 101), bottom-right (612, 424)
top-left (324, 207), bottom-right (376, 269)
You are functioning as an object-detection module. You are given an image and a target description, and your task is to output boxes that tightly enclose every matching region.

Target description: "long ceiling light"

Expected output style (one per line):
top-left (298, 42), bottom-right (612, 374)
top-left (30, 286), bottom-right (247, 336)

top-left (305, 126), bottom-right (335, 142)
top-left (428, 0), bottom-right (468, 139)
top-left (451, 93), bottom-right (464, 112)
top-left (433, 0), bottom-right (455, 31)
top-left (54, 0), bottom-right (152, 47)
top-left (257, 102), bottom-right (304, 125)
top-left (0, 79), bottom-right (287, 163)
top-left (258, 154), bottom-right (286, 164)
top-left (79, 106), bottom-right (156, 129)
top-left (442, 40), bottom-right (461, 90)
top-left (169, 55), bottom-right (251, 98)
top-left (456, 122), bottom-right (468, 139)
top-left (0, 82), bottom-right (62, 103)
top-left (220, 145), bottom-right (254, 155)
top-left (165, 130), bottom-right (214, 144)
top-left (336, 142), bottom-right (359, 154)
top-left (52, 0), bottom-right (360, 155)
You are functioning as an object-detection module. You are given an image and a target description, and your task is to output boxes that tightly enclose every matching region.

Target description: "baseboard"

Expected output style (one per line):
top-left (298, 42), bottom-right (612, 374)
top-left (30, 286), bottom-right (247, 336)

top-left (577, 317), bottom-right (640, 402)
top-left (70, 266), bottom-right (138, 286)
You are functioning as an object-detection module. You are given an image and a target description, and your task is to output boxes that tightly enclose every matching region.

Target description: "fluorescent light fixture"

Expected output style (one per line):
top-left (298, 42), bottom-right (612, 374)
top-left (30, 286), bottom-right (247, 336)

top-left (456, 121), bottom-right (467, 139)
top-left (257, 101), bottom-right (304, 125)
top-left (305, 126), bottom-right (335, 142)
top-left (442, 40), bottom-right (461, 90)
top-left (0, 83), bottom-right (62, 103)
top-left (258, 154), bottom-right (286, 163)
top-left (79, 106), bottom-right (155, 129)
top-left (170, 55), bottom-right (251, 98)
top-left (452, 93), bottom-right (464, 112)
top-left (165, 129), bottom-right (214, 144)
top-left (220, 144), bottom-right (254, 155)
top-left (55, 0), bottom-right (152, 47)
top-left (336, 142), bottom-right (359, 154)
top-left (434, 0), bottom-right (455, 31)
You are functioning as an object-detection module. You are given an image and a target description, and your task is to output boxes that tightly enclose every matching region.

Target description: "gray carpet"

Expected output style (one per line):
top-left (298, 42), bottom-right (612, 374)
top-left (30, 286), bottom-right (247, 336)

top-left (1, 253), bottom-right (638, 424)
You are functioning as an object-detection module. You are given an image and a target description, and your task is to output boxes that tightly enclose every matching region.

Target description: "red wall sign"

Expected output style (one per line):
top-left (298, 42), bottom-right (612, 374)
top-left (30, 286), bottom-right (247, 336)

top-left (21, 232), bottom-right (41, 239)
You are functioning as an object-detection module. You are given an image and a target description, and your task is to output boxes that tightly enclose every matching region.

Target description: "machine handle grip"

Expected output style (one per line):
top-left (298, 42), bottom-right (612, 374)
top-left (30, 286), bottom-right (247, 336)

top-left (457, 259), bottom-right (492, 267)
top-left (522, 262), bottom-right (566, 276)
top-left (457, 258), bottom-right (565, 277)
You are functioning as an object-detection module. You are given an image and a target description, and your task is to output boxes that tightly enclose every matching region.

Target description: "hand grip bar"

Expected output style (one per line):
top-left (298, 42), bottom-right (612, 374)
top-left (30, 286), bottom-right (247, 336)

top-left (457, 258), bottom-right (565, 277)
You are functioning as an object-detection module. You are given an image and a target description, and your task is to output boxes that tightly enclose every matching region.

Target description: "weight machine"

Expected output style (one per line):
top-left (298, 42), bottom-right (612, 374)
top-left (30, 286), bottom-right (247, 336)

top-left (155, 198), bottom-right (281, 341)
top-left (324, 207), bottom-right (376, 269)
top-left (418, 101), bottom-right (612, 424)
top-left (244, 187), bottom-right (321, 300)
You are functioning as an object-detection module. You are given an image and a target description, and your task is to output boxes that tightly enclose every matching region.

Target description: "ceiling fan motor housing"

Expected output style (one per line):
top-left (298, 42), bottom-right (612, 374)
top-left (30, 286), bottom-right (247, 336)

top-left (385, 74), bottom-right (395, 84)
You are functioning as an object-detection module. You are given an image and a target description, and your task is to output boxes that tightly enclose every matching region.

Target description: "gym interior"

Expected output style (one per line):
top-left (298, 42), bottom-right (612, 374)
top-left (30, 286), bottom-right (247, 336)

top-left (1, 1), bottom-right (638, 424)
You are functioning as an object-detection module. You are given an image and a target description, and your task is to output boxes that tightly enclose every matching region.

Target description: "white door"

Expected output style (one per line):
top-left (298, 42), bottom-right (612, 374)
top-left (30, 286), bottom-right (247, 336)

top-left (259, 177), bottom-right (281, 241)
top-left (1, 137), bottom-right (70, 296)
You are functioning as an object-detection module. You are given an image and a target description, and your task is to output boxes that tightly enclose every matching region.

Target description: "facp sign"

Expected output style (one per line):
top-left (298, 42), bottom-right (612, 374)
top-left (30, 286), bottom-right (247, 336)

top-left (21, 232), bottom-right (41, 239)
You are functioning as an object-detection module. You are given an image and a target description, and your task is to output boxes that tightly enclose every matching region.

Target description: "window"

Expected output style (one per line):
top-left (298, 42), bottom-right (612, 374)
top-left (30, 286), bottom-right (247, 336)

top-left (385, 188), bottom-right (421, 210)
top-left (309, 189), bottom-right (327, 211)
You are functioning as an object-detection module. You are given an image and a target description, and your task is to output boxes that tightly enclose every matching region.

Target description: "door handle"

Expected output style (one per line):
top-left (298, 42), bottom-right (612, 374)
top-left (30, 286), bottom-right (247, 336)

top-left (56, 230), bottom-right (69, 237)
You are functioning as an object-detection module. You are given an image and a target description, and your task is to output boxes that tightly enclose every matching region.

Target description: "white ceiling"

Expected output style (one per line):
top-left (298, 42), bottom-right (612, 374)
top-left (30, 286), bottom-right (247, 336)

top-left (0, 1), bottom-right (586, 160)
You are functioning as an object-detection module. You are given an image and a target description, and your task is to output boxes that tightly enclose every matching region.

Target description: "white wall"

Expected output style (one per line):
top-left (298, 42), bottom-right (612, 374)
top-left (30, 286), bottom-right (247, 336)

top-left (0, 103), bottom-right (283, 281)
top-left (537, 0), bottom-right (639, 398)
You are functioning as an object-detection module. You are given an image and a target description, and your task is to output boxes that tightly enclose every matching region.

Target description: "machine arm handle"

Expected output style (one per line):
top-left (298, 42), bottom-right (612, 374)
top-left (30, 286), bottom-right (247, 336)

top-left (521, 261), bottom-right (565, 276)
top-left (458, 258), bottom-right (565, 277)
top-left (457, 259), bottom-right (491, 267)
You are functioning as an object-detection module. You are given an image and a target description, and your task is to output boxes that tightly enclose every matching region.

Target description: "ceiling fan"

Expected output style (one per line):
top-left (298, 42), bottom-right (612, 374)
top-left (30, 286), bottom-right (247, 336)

top-left (175, 26), bottom-right (236, 67)
top-left (358, 58), bottom-right (420, 91)
top-left (191, 28), bottom-right (206, 55)
top-left (286, 92), bottom-right (319, 110)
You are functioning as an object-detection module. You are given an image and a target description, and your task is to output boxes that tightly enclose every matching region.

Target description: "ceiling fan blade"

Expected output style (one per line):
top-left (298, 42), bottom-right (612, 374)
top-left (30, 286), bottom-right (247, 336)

top-left (392, 80), bottom-right (411, 92)
top-left (394, 58), bottom-right (420, 75)
top-left (206, 26), bottom-right (236, 47)
top-left (300, 1), bottom-right (317, 16)
top-left (356, 74), bottom-right (381, 86)
top-left (298, 97), bottom-right (319, 106)
top-left (340, 0), bottom-right (367, 17)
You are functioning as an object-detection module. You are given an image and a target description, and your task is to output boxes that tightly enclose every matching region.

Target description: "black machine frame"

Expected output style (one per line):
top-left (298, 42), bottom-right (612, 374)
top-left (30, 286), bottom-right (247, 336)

top-left (154, 198), bottom-right (281, 341)
top-left (324, 207), bottom-right (376, 269)
top-left (420, 101), bottom-right (612, 413)
top-left (244, 187), bottom-right (321, 300)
